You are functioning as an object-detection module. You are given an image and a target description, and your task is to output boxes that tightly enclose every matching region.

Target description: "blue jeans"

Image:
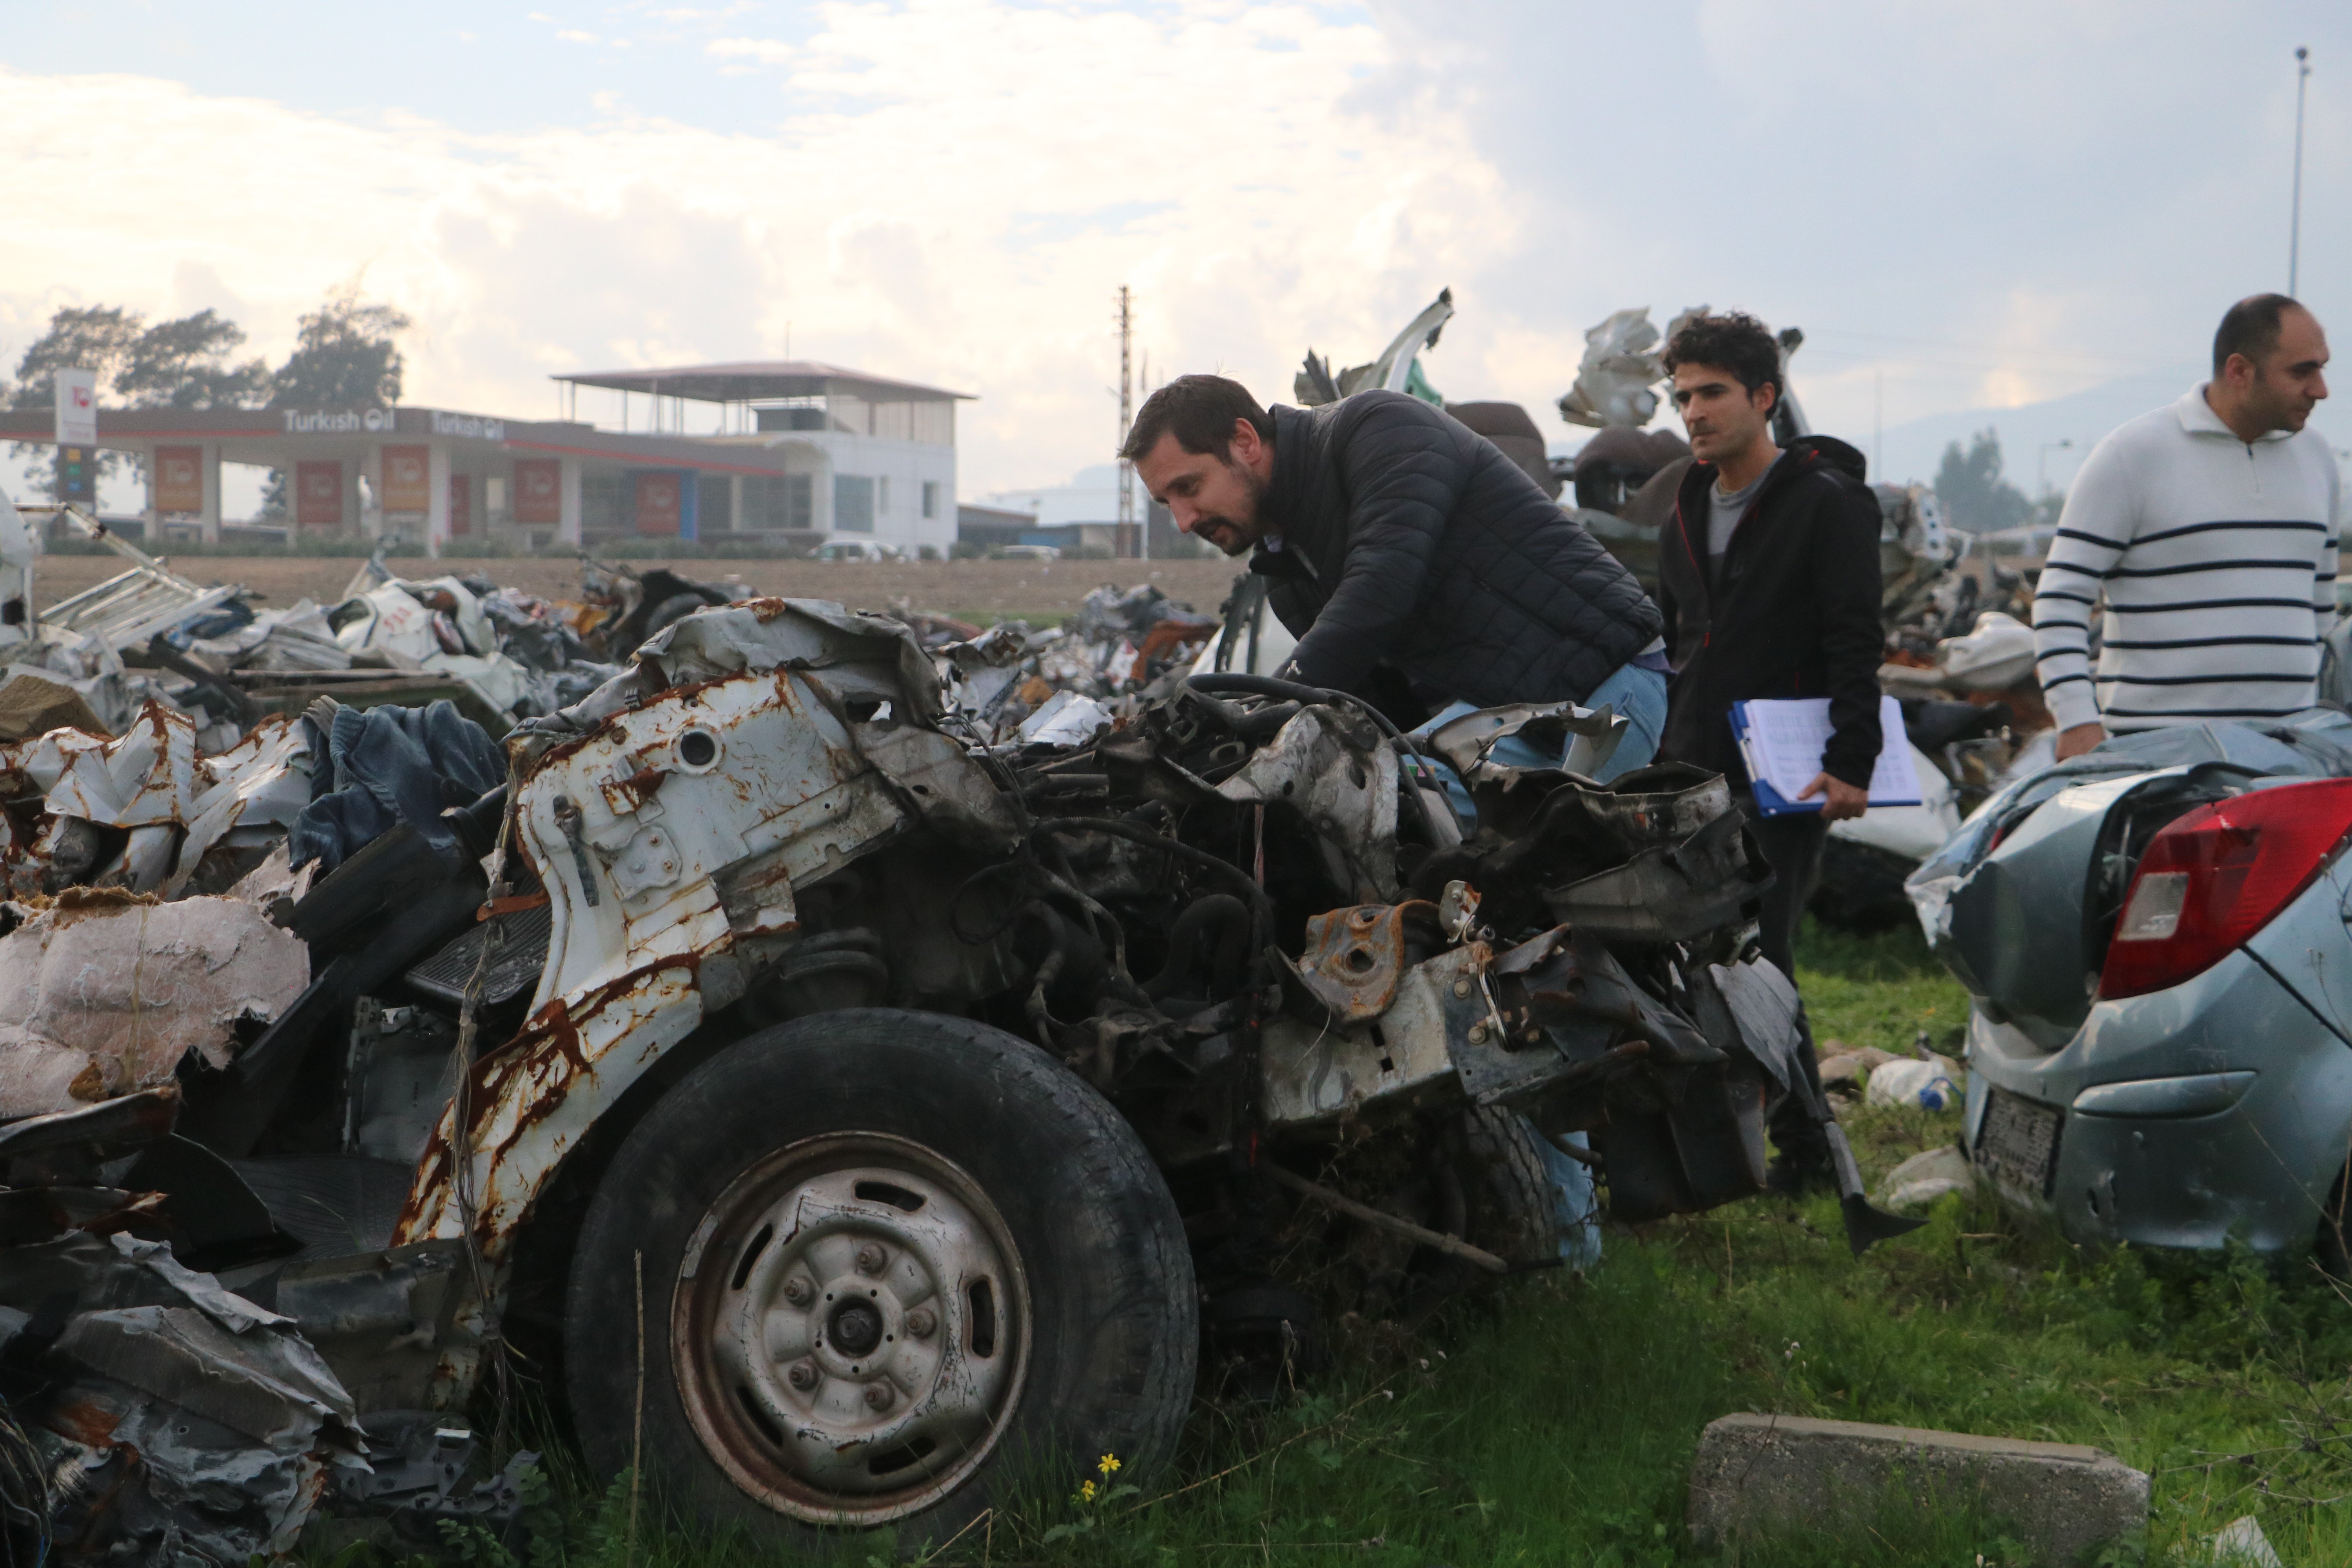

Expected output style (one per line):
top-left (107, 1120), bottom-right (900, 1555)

top-left (1412, 659), bottom-right (1669, 826)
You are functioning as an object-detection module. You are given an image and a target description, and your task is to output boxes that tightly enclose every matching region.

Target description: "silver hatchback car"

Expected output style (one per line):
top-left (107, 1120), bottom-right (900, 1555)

top-left (1908, 715), bottom-right (2352, 1267)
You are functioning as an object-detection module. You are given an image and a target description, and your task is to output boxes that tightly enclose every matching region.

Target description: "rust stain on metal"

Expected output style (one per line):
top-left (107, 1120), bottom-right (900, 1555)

top-left (1295, 901), bottom-right (1430, 1021)
top-left (45, 1392), bottom-right (124, 1446)
top-left (612, 767), bottom-right (669, 809)
top-left (397, 951), bottom-right (710, 1242)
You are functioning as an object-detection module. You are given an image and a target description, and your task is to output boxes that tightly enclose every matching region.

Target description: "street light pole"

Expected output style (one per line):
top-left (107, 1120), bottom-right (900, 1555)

top-left (2292, 46), bottom-right (2312, 296)
top-left (2038, 439), bottom-right (2074, 495)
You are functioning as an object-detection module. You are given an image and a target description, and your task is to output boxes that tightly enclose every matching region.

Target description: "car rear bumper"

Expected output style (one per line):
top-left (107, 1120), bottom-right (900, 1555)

top-left (1963, 937), bottom-right (2352, 1252)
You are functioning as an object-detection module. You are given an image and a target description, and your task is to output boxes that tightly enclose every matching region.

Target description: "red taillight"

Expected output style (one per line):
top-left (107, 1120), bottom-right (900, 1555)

top-left (2099, 779), bottom-right (2352, 1000)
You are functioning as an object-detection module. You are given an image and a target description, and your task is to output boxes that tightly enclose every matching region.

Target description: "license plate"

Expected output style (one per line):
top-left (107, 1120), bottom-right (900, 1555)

top-left (1975, 1087), bottom-right (2063, 1200)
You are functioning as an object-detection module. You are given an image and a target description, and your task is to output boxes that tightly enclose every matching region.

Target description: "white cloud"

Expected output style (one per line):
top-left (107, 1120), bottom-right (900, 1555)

top-left (0, 2), bottom-right (1516, 495)
top-left (707, 36), bottom-right (793, 64)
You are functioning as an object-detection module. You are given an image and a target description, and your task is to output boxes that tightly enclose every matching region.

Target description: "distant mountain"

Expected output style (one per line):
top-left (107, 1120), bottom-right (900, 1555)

top-left (1871, 366), bottom-right (2350, 493)
top-left (1548, 365), bottom-right (2349, 502)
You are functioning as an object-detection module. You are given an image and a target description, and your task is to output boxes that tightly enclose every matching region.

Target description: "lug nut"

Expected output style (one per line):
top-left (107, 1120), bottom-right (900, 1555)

top-left (905, 1307), bottom-right (936, 1339)
top-left (863, 1382), bottom-right (895, 1411)
top-left (787, 1361), bottom-right (817, 1391)
top-left (855, 1243), bottom-right (887, 1275)
top-left (1467, 1022), bottom-right (1488, 1044)
top-left (781, 1275), bottom-right (813, 1306)
top-left (1452, 978), bottom-right (1474, 998)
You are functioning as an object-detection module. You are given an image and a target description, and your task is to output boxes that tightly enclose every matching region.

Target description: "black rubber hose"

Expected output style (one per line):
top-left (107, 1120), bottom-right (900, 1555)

top-left (1145, 893), bottom-right (1250, 1001)
top-left (1187, 671), bottom-right (1330, 708)
top-left (1030, 816), bottom-right (1275, 955)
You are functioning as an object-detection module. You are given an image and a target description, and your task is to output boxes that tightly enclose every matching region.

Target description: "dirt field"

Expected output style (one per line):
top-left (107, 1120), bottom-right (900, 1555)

top-left (31, 554), bottom-right (1250, 627)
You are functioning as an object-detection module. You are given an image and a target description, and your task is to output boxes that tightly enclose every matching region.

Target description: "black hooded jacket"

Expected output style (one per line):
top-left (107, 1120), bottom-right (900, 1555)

top-left (1251, 391), bottom-right (1661, 708)
top-left (1657, 435), bottom-right (1885, 788)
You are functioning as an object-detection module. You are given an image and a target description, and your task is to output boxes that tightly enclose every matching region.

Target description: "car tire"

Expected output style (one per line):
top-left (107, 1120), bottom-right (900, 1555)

top-left (1457, 1103), bottom-right (1567, 1263)
top-left (565, 1009), bottom-right (1196, 1550)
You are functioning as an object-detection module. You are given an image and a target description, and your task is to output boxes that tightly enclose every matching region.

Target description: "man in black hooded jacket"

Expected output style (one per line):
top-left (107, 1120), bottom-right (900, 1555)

top-left (1123, 374), bottom-right (1666, 769)
top-left (1657, 313), bottom-right (1885, 960)
top-left (1657, 312), bottom-right (1884, 1190)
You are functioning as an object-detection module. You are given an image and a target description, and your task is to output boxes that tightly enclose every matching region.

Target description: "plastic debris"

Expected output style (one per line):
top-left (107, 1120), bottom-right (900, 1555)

top-left (1878, 1144), bottom-right (1976, 1209)
top-left (1865, 1056), bottom-right (1962, 1112)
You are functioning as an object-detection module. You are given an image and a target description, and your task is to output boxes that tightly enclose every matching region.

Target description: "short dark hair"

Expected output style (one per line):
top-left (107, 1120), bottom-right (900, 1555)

top-left (1661, 312), bottom-right (1782, 405)
top-left (2214, 293), bottom-right (2305, 376)
top-left (1120, 374), bottom-right (1272, 465)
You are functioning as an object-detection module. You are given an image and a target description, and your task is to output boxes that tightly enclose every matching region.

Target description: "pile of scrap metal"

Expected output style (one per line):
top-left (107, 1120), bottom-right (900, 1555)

top-left (1294, 289), bottom-right (1563, 500)
top-left (940, 581), bottom-right (1216, 740)
top-left (0, 592), bottom-right (1915, 1555)
top-left (1, 503), bottom-right (665, 757)
top-left (0, 881), bottom-right (539, 1560)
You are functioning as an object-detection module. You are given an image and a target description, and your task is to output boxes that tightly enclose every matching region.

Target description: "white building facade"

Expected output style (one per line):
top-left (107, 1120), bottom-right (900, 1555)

top-left (553, 361), bottom-right (969, 555)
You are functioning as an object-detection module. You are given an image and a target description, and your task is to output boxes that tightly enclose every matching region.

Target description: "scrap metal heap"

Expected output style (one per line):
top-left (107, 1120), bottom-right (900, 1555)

top-left (0, 591), bottom-right (1915, 1559)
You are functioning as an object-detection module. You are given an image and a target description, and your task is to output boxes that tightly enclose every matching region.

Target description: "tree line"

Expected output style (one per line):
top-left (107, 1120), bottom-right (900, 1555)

top-left (1932, 426), bottom-right (2063, 534)
top-left (7, 290), bottom-right (410, 508)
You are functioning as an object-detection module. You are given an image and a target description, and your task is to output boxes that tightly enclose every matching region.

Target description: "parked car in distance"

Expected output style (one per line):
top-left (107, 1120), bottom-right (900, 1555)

top-left (1908, 718), bottom-right (2352, 1273)
top-left (991, 544), bottom-right (1060, 561)
top-left (820, 540), bottom-right (905, 563)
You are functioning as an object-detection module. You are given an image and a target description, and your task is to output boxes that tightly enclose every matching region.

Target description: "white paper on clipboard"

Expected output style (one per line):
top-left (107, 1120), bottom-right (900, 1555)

top-left (1731, 695), bottom-right (1919, 813)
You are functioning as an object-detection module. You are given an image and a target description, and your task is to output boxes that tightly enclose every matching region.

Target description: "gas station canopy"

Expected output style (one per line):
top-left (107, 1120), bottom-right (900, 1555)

top-left (554, 361), bottom-right (971, 406)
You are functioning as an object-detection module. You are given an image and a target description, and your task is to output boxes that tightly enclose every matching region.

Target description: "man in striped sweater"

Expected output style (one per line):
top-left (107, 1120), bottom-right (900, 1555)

top-left (2034, 295), bottom-right (2339, 760)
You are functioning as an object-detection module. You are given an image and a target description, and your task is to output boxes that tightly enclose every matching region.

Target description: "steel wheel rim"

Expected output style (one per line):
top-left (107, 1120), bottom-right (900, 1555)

top-left (673, 1131), bottom-right (1033, 1525)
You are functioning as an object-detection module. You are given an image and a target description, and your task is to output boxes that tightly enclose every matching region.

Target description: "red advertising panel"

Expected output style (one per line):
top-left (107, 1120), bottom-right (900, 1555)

top-left (449, 474), bottom-right (472, 537)
top-left (296, 461), bottom-right (343, 530)
top-left (635, 471), bottom-right (682, 535)
top-left (381, 445), bottom-right (430, 513)
top-left (513, 459), bottom-right (561, 524)
top-left (153, 446), bottom-right (203, 513)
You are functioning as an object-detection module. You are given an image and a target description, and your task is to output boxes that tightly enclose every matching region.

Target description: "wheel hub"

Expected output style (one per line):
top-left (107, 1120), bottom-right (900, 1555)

top-left (827, 1299), bottom-right (885, 1358)
top-left (676, 1137), bottom-right (1029, 1524)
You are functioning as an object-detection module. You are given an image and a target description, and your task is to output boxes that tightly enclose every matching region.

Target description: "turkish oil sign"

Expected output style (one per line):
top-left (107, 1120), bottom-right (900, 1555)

top-left (283, 409), bottom-right (394, 434)
top-left (514, 459), bottom-right (561, 524)
top-left (381, 446), bottom-right (430, 513)
top-left (296, 461), bottom-right (343, 529)
top-left (154, 447), bottom-right (203, 513)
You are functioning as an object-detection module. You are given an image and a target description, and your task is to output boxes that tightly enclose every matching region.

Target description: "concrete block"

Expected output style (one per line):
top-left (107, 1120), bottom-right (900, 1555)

top-left (1687, 1412), bottom-right (2149, 1564)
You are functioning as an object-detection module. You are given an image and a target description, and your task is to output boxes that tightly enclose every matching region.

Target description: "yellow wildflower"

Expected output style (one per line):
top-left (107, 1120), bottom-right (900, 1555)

top-left (1097, 1453), bottom-right (1122, 1477)
top-left (1078, 1479), bottom-right (1096, 1502)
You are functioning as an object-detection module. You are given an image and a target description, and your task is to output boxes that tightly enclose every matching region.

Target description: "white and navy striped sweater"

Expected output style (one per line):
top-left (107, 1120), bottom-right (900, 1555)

top-left (2031, 387), bottom-right (2341, 733)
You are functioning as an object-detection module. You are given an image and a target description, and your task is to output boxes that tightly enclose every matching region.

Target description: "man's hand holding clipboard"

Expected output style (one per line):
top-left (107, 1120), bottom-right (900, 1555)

top-left (1796, 771), bottom-right (1870, 821)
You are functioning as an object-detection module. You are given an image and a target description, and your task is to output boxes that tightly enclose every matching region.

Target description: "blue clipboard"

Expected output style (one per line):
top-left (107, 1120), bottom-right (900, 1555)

top-left (1730, 705), bottom-right (1821, 815)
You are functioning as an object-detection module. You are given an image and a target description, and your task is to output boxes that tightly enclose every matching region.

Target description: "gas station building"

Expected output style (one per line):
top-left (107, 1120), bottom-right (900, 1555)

top-left (0, 361), bottom-right (971, 555)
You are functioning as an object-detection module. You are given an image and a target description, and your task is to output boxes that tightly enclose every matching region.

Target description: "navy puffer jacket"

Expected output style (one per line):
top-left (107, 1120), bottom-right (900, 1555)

top-left (1254, 392), bottom-right (1661, 707)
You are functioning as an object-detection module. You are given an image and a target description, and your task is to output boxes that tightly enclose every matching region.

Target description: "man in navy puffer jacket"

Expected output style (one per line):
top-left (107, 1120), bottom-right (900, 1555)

top-left (1124, 375), bottom-right (1666, 774)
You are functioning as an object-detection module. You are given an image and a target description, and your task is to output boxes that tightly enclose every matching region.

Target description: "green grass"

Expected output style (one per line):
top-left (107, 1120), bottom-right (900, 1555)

top-left (349, 922), bottom-right (2352, 1568)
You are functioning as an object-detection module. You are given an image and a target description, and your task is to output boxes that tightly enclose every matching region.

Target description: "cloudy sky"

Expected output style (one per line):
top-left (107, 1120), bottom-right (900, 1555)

top-left (3, 1), bottom-right (2347, 500)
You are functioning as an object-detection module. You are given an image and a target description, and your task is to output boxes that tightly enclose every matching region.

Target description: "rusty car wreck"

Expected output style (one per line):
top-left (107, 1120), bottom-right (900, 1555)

top-left (0, 594), bottom-right (1915, 1559)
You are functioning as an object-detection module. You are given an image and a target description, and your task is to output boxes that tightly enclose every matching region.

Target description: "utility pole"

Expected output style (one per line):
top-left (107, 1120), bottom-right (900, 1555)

top-left (2292, 46), bottom-right (2312, 296)
top-left (1115, 285), bottom-right (1137, 559)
